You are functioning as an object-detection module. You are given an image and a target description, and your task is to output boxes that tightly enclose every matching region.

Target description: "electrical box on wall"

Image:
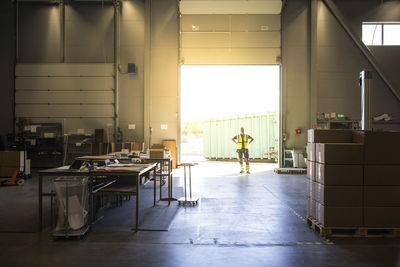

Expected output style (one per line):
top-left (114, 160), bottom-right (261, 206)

top-left (128, 63), bottom-right (137, 74)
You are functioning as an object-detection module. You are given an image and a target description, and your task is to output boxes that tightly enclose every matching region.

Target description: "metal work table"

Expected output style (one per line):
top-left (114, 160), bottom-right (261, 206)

top-left (144, 157), bottom-right (174, 204)
top-left (38, 163), bottom-right (157, 233)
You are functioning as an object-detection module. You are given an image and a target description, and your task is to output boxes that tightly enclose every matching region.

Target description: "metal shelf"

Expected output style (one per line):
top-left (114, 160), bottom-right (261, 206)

top-left (372, 120), bottom-right (400, 124)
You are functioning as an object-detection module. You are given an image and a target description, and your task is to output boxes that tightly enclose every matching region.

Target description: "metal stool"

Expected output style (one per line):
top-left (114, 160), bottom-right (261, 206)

top-left (177, 163), bottom-right (198, 206)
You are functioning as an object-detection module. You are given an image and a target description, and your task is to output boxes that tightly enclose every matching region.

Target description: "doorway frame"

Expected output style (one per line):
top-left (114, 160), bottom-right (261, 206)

top-left (177, 64), bottom-right (283, 166)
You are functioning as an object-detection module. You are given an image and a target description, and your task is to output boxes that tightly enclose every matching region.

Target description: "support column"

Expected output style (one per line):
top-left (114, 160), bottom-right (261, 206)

top-left (310, 0), bottom-right (319, 127)
top-left (144, 0), bottom-right (152, 149)
top-left (114, 0), bottom-right (120, 141)
top-left (60, 0), bottom-right (65, 62)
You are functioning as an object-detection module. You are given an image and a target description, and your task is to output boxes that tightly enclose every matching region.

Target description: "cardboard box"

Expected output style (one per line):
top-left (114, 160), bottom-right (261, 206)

top-left (150, 145), bottom-right (166, 159)
top-left (0, 151), bottom-right (25, 167)
top-left (316, 163), bottom-right (363, 185)
top-left (307, 178), bottom-right (314, 199)
top-left (364, 165), bottom-right (400, 186)
top-left (308, 129), bottom-right (354, 143)
top-left (353, 131), bottom-right (400, 165)
top-left (312, 199), bottom-right (317, 219)
top-left (163, 140), bottom-right (176, 168)
top-left (111, 142), bottom-right (123, 153)
top-left (307, 143), bottom-right (316, 162)
top-left (311, 181), bottom-right (318, 201)
top-left (314, 184), bottom-right (363, 206)
top-left (364, 207), bottom-right (400, 227)
top-left (316, 143), bottom-right (363, 165)
top-left (307, 160), bottom-right (315, 181)
top-left (307, 198), bottom-right (317, 219)
top-left (150, 149), bottom-right (165, 159)
top-left (316, 204), bottom-right (363, 227)
top-left (131, 142), bottom-right (144, 152)
top-left (364, 186), bottom-right (400, 207)
top-left (307, 197), bottom-right (312, 218)
top-left (122, 142), bottom-right (132, 151)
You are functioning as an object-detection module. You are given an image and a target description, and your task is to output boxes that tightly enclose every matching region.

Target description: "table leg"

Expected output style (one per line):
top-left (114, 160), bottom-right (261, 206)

top-left (136, 173), bottom-right (140, 232)
top-left (38, 173), bottom-right (43, 232)
top-left (189, 166), bottom-right (192, 199)
top-left (168, 160), bottom-right (172, 205)
top-left (89, 173), bottom-right (94, 226)
top-left (153, 168), bottom-right (156, 206)
top-left (159, 162), bottom-right (162, 200)
top-left (184, 166), bottom-right (187, 202)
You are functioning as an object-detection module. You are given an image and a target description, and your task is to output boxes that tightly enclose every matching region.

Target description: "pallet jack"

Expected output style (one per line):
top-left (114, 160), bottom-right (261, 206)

top-left (1, 170), bottom-right (25, 186)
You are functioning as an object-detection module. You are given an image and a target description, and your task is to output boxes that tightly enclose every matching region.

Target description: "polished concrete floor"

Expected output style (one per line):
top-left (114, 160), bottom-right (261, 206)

top-left (1, 161), bottom-right (400, 267)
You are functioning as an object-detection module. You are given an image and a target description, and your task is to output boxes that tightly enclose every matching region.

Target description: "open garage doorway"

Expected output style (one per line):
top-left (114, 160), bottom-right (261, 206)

top-left (180, 65), bottom-right (280, 165)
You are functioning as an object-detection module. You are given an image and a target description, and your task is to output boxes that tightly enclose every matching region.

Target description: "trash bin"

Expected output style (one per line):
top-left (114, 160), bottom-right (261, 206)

top-left (53, 176), bottom-right (89, 237)
top-left (291, 150), bottom-right (307, 168)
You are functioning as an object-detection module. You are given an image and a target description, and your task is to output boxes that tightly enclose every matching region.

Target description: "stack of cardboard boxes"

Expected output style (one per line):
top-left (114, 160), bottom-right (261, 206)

top-left (308, 129), bottom-right (400, 229)
top-left (307, 130), bottom-right (364, 227)
top-left (354, 131), bottom-right (400, 227)
top-left (314, 142), bottom-right (364, 227)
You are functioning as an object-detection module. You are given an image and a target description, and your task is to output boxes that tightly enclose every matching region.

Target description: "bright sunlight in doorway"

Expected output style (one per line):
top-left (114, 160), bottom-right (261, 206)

top-left (180, 65), bottom-right (280, 162)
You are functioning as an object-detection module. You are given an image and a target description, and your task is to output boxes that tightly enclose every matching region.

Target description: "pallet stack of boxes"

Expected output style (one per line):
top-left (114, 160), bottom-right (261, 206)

top-left (306, 141), bottom-right (316, 219)
top-left (354, 131), bottom-right (400, 228)
top-left (307, 129), bottom-right (364, 227)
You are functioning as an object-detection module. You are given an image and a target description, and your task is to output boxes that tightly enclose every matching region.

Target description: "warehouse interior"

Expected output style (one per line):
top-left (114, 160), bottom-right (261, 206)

top-left (1, 0), bottom-right (400, 266)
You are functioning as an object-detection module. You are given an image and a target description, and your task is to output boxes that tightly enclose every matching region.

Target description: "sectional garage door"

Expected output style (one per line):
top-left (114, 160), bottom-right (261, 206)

top-left (15, 63), bottom-right (115, 133)
top-left (180, 14), bottom-right (281, 65)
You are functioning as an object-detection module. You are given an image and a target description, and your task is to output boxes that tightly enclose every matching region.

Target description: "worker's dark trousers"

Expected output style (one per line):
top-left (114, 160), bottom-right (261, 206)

top-left (237, 149), bottom-right (250, 172)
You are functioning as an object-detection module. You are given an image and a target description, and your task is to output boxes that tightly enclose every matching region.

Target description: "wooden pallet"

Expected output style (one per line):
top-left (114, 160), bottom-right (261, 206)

top-left (307, 216), bottom-right (400, 237)
top-left (274, 168), bottom-right (307, 174)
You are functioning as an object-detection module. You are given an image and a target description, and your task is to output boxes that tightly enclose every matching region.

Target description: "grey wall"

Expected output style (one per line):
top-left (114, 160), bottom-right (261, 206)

top-left (281, 0), bottom-right (400, 151)
top-left (282, 0), bottom-right (310, 149)
top-left (18, 3), bottom-right (60, 62)
top-left (316, 1), bottom-right (400, 122)
top-left (17, 2), bottom-right (114, 63)
top-left (333, 0), bottom-right (400, 115)
top-left (0, 1), bottom-right (15, 145)
top-left (119, 0), bottom-right (145, 142)
top-left (144, 0), bottom-right (179, 147)
top-left (65, 3), bottom-right (114, 63)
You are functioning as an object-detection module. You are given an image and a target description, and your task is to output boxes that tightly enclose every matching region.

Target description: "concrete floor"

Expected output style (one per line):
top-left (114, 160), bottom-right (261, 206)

top-left (1, 161), bottom-right (400, 267)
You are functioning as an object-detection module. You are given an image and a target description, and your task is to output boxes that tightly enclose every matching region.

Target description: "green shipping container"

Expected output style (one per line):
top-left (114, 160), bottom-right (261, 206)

top-left (203, 113), bottom-right (278, 160)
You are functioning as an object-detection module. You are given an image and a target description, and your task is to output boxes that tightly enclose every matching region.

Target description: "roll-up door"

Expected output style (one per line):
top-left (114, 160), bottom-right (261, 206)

top-left (180, 1), bottom-right (282, 65)
top-left (15, 63), bottom-right (114, 134)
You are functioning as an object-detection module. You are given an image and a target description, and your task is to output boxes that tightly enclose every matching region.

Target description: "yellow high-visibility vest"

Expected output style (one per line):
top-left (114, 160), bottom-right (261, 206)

top-left (237, 134), bottom-right (249, 150)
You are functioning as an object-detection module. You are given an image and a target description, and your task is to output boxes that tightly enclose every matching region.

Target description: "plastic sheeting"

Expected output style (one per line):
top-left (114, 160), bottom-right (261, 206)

top-left (54, 177), bottom-right (89, 231)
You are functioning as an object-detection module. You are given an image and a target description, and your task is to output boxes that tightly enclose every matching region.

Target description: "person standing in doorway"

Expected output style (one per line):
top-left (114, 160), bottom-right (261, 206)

top-left (232, 127), bottom-right (254, 174)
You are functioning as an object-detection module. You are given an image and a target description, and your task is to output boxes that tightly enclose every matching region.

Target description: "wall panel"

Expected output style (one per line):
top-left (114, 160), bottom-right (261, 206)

top-left (18, 3), bottom-right (60, 63)
top-left (65, 4), bottom-right (114, 63)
